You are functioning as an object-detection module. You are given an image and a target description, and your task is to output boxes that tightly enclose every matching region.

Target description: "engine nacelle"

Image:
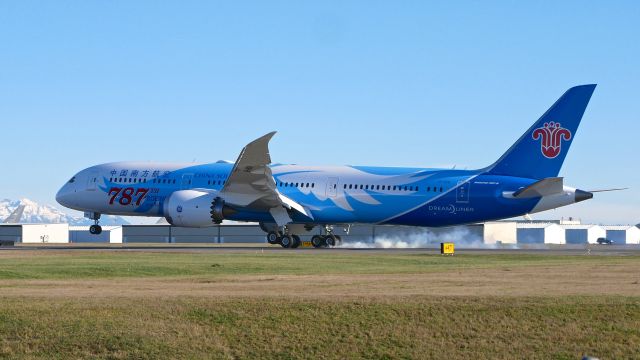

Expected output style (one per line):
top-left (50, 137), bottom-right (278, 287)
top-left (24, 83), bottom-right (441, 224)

top-left (164, 190), bottom-right (230, 227)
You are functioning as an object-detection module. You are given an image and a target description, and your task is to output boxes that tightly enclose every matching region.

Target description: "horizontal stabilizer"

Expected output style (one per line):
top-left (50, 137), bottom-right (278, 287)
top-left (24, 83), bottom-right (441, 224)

top-left (513, 177), bottom-right (564, 198)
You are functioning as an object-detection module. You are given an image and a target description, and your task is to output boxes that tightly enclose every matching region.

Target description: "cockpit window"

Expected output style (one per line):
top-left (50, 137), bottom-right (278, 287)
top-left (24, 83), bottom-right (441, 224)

top-left (68, 176), bottom-right (76, 183)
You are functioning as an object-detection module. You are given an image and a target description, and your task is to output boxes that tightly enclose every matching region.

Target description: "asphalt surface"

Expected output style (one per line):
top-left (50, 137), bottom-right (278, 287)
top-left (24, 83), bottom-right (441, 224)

top-left (1, 244), bottom-right (639, 256)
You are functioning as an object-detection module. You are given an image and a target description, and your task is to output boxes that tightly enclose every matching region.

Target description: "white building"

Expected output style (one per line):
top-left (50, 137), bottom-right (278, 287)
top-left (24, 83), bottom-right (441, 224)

top-left (482, 222), bottom-right (517, 245)
top-left (602, 225), bottom-right (640, 245)
top-left (516, 223), bottom-right (565, 244)
top-left (69, 226), bottom-right (123, 243)
top-left (0, 224), bottom-right (69, 243)
top-left (562, 225), bottom-right (606, 244)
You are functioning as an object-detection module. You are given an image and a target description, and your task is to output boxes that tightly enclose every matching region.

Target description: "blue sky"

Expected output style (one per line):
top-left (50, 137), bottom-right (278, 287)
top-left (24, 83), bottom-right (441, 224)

top-left (1, 1), bottom-right (638, 224)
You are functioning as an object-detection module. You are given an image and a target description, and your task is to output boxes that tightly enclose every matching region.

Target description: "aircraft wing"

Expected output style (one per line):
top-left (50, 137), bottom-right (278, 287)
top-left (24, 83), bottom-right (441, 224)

top-left (3, 205), bottom-right (25, 224)
top-left (220, 132), bottom-right (313, 226)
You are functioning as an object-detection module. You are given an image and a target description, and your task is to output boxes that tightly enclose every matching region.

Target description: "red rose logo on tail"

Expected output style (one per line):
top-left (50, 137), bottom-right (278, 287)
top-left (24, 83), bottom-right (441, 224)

top-left (532, 121), bottom-right (572, 159)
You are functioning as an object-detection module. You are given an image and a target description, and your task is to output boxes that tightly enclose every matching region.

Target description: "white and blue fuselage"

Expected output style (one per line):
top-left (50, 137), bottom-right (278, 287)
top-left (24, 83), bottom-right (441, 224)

top-left (56, 162), bottom-right (588, 227)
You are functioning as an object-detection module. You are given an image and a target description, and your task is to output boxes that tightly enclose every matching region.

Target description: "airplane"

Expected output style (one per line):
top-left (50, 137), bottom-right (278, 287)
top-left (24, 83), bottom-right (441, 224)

top-left (57, 84), bottom-right (597, 248)
top-left (3, 205), bottom-right (26, 224)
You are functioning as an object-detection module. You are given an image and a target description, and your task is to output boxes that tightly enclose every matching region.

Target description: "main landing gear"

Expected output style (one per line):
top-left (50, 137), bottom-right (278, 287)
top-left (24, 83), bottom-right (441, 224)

top-left (310, 234), bottom-right (341, 248)
top-left (265, 224), bottom-right (343, 249)
top-left (311, 225), bottom-right (342, 248)
top-left (266, 231), bottom-right (301, 248)
top-left (86, 212), bottom-right (102, 235)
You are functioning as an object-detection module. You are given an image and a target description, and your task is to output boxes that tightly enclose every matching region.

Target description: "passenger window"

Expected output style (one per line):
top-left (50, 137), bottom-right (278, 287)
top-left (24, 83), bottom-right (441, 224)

top-left (415, 186), bottom-right (419, 191)
top-left (393, 186), bottom-right (396, 190)
top-left (349, 184), bottom-right (352, 189)
top-left (359, 185), bottom-right (363, 189)
top-left (306, 183), bottom-right (309, 188)
top-left (440, 187), bottom-right (443, 192)
top-left (427, 186), bottom-right (431, 192)
top-left (365, 185), bottom-right (369, 190)
top-left (312, 183), bottom-right (315, 188)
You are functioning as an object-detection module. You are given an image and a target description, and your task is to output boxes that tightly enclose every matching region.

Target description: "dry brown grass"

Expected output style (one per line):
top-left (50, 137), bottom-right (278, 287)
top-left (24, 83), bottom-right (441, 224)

top-left (0, 250), bottom-right (638, 359)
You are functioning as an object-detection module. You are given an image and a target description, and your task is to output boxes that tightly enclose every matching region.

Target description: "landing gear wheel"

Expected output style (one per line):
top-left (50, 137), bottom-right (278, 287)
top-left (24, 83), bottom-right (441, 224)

top-left (89, 225), bottom-right (102, 235)
top-left (291, 235), bottom-right (301, 249)
top-left (266, 231), bottom-right (280, 244)
top-left (311, 235), bottom-right (324, 248)
top-left (280, 235), bottom-right (292, 248)
top-left (324, 235), bottom-right (336, 247)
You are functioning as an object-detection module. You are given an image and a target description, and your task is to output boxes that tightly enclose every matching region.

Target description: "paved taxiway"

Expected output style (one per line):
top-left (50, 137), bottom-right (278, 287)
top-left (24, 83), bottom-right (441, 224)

top-left (1, 244), bottom-right (639, 256)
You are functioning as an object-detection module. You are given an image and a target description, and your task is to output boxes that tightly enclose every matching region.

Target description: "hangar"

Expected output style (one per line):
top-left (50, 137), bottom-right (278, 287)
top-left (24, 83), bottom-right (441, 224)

top-left (516, 223), bottom-right (565, 244)
top-left (562, 224), bottom-right (606, 244)
top-left (0, 224), bottom-right (69, 243)
top-left (2, 222), bottom-right (638, 247)
top-left (479, 222), bottom-right (517, 245)
top-left (70, 226), bottom-right (123, 243)
top-left (602, 225), bottom-right (640, 245)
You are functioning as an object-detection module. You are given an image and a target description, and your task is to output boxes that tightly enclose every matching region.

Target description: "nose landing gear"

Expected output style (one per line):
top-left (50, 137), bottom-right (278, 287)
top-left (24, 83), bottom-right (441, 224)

top-left (89, 224), bottom-right (102, 235)
top-left (85, 212), bottom-right (102, 235)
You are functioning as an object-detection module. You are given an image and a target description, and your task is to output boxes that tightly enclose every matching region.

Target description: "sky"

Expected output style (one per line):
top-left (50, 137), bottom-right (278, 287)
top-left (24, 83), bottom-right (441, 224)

top-left (0, 1), bottom-right (638, 225)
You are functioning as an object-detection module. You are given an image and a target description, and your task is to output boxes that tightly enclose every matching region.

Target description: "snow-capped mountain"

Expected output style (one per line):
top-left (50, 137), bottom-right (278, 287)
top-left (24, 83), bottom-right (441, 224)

top-left (0, 198), bottom-right (130, 225)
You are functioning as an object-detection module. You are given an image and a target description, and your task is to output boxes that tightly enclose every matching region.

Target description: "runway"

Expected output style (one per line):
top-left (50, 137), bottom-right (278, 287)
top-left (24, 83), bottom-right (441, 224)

top-left (2, 243), bottom-right (639, 256)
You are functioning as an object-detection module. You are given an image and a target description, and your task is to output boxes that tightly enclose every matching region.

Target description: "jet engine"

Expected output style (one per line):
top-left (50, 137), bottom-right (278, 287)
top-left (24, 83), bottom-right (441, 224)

top-left (164, 190), bottom-right (234, 227)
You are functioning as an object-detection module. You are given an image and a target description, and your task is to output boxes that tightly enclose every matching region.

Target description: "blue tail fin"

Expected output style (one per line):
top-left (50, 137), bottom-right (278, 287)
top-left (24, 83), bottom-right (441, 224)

top-left (484, 84), bottom-right (596, 179)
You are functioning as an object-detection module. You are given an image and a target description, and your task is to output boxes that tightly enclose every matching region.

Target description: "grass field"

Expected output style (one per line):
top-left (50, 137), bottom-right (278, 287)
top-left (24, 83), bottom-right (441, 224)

top-left (1, 250), bottom-right (639, 359)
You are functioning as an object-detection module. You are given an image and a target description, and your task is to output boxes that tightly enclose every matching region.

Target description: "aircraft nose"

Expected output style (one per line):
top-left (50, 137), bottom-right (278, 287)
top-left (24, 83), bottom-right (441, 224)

top-left (575, 189), bottom-right (594, 203)
top-left (56, 183), bottom-right (75, 207)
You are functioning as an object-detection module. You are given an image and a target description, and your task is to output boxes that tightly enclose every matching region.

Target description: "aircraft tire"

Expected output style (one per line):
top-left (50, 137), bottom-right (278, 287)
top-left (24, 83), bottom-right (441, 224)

top-left (266, 231), bottom-right (280, 244)
top-left (89, 225), bottom-right (102, 235)
top-left (311, 235), bottom-right (324, 248)
top-left (280, 235), bottom-right (292, 248)
top-left (291, 235), bottom-right (301, 248)
top-left (325, 235), bottom-right (335, 247)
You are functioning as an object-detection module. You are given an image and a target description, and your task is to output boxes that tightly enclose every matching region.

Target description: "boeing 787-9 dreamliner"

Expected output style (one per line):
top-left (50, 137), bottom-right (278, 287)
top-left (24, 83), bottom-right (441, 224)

top-left (57, 85), bottom-right (598, 248)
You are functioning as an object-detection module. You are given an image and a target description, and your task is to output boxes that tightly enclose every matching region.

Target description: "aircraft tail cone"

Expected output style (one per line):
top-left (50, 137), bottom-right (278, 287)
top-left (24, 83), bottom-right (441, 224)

top-left (575, 189), bottom-right (594, 203)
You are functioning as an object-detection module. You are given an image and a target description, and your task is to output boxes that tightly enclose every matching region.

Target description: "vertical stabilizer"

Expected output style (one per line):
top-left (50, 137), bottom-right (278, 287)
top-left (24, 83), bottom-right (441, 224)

top-left (484, 85), bottom-right (596, 179)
